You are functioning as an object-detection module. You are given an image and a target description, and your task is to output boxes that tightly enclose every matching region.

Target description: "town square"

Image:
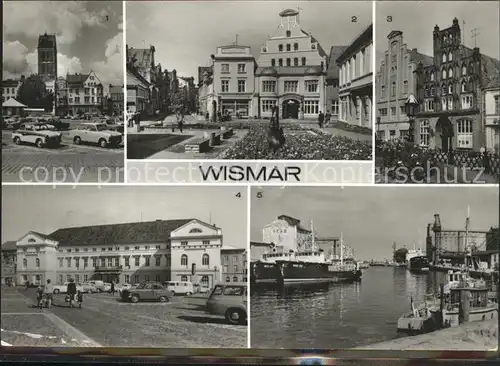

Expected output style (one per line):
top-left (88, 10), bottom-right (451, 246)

top-left (125, 2), bottom-right (373, 160)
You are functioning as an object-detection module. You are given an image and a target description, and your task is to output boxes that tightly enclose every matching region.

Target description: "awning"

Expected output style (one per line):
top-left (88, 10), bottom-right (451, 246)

top-left (2, 98), bottom-right (27, 108)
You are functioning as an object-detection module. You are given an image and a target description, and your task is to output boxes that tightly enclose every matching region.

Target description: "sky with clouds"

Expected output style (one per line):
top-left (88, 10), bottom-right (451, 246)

top-left (376, 1), bottom-right (500, 66)
top-left (126, 1), bottom-right (372, 81)
top-left (250, 186), bottom-right (499, 261)
top-left (2, 186), bottom-right (247, 249)
top-left (3, 1), bottom-right (123, 92)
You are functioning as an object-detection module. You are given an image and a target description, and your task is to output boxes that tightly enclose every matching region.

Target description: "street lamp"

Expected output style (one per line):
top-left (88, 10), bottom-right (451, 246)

top-left (405, 94), bottom-right (419, 143)
top-left (376, 116), bottom-right (381, 139)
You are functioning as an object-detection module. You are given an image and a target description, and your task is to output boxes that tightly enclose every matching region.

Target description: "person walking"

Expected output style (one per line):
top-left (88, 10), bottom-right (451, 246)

top-left (110, 281), bottom-right (115, 296)
top-left (176, 109), bottom-right (184, 133)
top-left (25, 280), bottom-right (30, 291)
top-left (318, 111), bottom-right (325, 128)
top-left (45, 279), bottom-right (54, 309)
top-left (67, 278), bottom-right (77, 308)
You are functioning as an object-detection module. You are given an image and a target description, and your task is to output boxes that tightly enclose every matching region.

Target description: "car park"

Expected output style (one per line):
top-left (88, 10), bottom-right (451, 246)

top-left (206, 282), bottom-right (247, 325)
top-left (120, 282), bottom-right (174, 303)
top-left (12, 123), bottom-right (62, 148)
top-left (67, 122), bottom-right (122, 148)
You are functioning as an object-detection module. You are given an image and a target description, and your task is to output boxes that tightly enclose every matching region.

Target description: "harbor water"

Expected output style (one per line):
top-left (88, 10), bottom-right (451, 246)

top-left (251, 266), bottom-right (450, 349)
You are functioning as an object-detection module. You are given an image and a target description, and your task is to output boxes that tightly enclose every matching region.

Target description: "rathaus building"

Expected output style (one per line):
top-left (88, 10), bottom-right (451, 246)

top-left (252, 9), bottom-right (328, 120)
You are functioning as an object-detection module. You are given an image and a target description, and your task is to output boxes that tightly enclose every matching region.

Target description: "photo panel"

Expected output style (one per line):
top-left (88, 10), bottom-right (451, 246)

top-left (2, 1), bottom-right (125, 183)
top-left (1, 185), bottom-right (248, 348)
top-left (374, 1), bottom-right (500, 184)
top-left (250, 186), bottom-right (498, 351)
top-left (125, 1), bottom-right (373, 161)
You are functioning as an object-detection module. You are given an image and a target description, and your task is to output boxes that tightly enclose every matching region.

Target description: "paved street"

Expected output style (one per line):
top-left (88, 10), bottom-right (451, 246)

top-left (1, 286), bottom-right (247, 348)
top-left (1, 131), bottom-right (124, 183)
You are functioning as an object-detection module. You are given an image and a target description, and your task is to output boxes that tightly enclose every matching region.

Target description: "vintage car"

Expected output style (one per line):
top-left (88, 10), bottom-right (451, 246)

top-left (12, 123), bottom-right (62, 148)
top-left (116, 283), bottom-right (132, 294)
top-left (206, 283), bottom-right (247, 325)
top-left (67, 122), bottom-right (122, 148)
top-left (80, 282), bottom-right (97, 293)
top-left (120, 282), bottom-right (174, 303)
top-left (4, 115), bottom-right (22, 130)
top-left (52, 282), bottom-right (83, 294)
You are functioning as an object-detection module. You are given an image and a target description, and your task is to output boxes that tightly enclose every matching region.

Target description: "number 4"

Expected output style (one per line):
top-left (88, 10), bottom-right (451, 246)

top-left (235, 192), bottom-right (241, 198)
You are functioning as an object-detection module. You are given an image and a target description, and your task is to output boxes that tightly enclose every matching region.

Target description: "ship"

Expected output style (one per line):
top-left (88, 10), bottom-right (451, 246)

top-left (406, 247), bottom-right (429, 273)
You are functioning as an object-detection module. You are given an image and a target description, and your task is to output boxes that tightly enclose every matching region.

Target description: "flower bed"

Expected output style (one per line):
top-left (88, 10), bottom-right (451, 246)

top-left (330, 121), bottom-right (372, 135)
top-left (219, 125), bottom-right (372, 160)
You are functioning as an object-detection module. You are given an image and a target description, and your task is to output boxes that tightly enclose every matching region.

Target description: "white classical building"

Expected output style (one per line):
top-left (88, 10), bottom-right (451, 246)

top-left (252, 8), bottom-right (328, 120)
top-left (14, 219), bottom-right (223, 288)
top-left (483, 80), bottom-right (500, 153)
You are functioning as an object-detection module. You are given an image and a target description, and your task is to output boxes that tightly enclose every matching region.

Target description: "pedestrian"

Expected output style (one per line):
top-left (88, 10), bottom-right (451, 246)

top-left (25, 280), bottom-right (30, 291)
top-left (110, 281), bottom-right (115, 296)
top-left (45, 279), bottom-right (54, 309)
top-left (76, 290), bottom-right (83, 309)
top-left (176, 109), bottom-right (184, 133)
top-left (318, 111), bottom-right (325, 128)
top-left (205, 112), bottom-right (209, 122)
top-left (36, 285), bottom-right (44, 309)
top-left (67, 278), bottom-right (77, 308)
top-left (325, 112), bottom-right (331, 127)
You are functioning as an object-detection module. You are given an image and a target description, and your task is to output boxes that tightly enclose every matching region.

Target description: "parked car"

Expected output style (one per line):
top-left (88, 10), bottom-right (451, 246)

top-left (116, 283), bottom-right (132, 294)
top-left (52, 282), bottom-right (83, 294)
top-left (88, 280), bottom-right (105, 292)
top-left (12, 123), bottom-right (62, 148)
top-left (67, 122), bottom-right (122, 148)
top-left (193, 283), bottom-right (211, 294)
top-left (81, 282), bottom-right (97, 293)
top-left (121, 282), bottom-right (174, 303)
top-left (206, 283), bottom-right (247, 325)
top-left (4, 115), bottom-right (22, 130)
top-left (164, 281), bottom-right (194, 296)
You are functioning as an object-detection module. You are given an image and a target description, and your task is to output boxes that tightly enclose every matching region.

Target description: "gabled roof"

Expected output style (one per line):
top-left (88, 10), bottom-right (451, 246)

top-left (49, 219), bottom-right (194, 246)
top-left (127, 47), bottom-right (154, 71)
top-left (336, 24), bottom-right (373, 64)
top-left (2, 98), bottom-right (26, 108)
top-left (66, 73), bottom-right (90, 85)
top-left (1, 241), bottom-right (17, 251)
top-left (480, 54), bottom-right (500, 89)
top-left (409, 49), bottom-right (433, 67)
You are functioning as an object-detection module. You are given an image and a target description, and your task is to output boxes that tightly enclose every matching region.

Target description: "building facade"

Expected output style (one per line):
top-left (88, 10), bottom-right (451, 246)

top-left (414, 18), bottom-right (500, 151)
top-left (38, 33), bottom-right (57, 81)
top-left (1, 242), bottom-right (17, 285)
top-left (56, 76), bottom-right (68, 116)
top-left (338, 24), bottom-right (373, 128)
top-left (376, 31), bottom-right (433, 140)
top-left (2, 77), bottom-right (23, 103)
top-left (211, 45), bottom-right (255, 118)
top-left (13, 219), bottom-right (225, 289)
top-left (221, 247), bottom-right (247, 283)
top-left (197, 66), bottom-right (214, 119)
top-left (253, 9), bottom-right (327, 120)
top-left (109, 84), bottom-right (125, 116)
top-left (326, 46), bottom-right (347, 119)
top-left (66, 71), bottom-right (104, 115)
top-left (126, 70), bottom-right (151, 114)
top-left (483, 81), bottom-right (500, 153)
top-left (249, 241), bottom-right (274, 262)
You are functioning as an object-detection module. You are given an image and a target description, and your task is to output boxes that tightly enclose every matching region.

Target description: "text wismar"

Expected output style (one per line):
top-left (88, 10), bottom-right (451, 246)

top-left (199, 166), bottom-right (301, 182)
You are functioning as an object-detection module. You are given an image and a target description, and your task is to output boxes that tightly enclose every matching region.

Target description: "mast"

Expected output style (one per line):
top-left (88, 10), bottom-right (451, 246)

top-left (464, 206), bottom-right (470, 270)
top-left (310, 220), bottom-right (315, 251)
top-left (340, 232), bottom-right (344, 266)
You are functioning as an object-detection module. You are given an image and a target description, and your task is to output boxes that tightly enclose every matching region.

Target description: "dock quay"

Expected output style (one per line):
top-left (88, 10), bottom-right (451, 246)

top-left (356, 319), bottom-right (498, 351)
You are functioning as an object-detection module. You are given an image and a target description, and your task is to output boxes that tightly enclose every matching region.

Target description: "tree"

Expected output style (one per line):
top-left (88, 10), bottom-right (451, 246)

top-left (486, 227), bottom-right (499, 251)
top-left (171, 90), bottom-right (186, 112)
top-left (16, 74), bottom-right (53, 111)
top-left (393, 248), bottom-right (408, 264)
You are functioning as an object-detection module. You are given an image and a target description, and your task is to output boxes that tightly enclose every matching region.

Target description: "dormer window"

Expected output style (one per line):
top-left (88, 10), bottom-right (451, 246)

top-left (311, 44), bottom-right (316, 50)
top-left (286, 30), bottom-right (291, 37)
top-left (263, 48), bottom-right (267, 53)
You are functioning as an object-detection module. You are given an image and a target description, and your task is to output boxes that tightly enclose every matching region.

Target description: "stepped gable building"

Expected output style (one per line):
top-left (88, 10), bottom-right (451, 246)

top-left (376, 30), bottom-right (433, 140)
top-left (14, 218), bottom-right (224, 288)
top-left (414, 18), bottom-right (500, 151)
top-left (253, 8), bottom-right (328, 120)
top-left (66, 71), bottom-right (104, 115)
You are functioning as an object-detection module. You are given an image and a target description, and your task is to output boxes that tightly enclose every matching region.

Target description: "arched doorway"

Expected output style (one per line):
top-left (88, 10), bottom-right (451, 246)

top-left (282, 99), bottom-right (300, 119)
top-left (435, 116), bottom-right (454, 152)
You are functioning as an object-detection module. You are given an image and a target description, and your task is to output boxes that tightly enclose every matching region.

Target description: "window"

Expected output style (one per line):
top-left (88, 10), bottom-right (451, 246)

top-left (221, 80), bottom-right (229, 93)
top-left (261, 100), bottom-right (275, 113)
top-left (223, 285), bottom-right (244, 295)
top-left (390, 107), bottom-right (397, 120)
top-left (125, 275), bottom-right (130, 283)
top-left (293, 43), bottom-right (298, 51)
top-left (286, 30), bottom-right (291, 37)
top-left (278, 59), bottom-right (283, 67)
top-left (424, 99), bottom-right (435, 112)
top-left (134, 275), bottom-right (139, 283)
top-left (145, 256), bottom-right (150, 267)
top-left (75, 274), bottom-right (80, 283)
top-left (462, 65), bottom-right (467, 75)
top-left (181, 254), bottom-right (188, 266)
top-left (304, 100), bottom-right (319, 114)
top-left (233, 276), bottom-right (238, 282)
top-left (67, 258), bottom-right (71, 267)
top-left (107, 257), bottom-right (112, 266)
top-left (75, 258), bottom-right (80, 268)
top-left (391, 82), bottom-right (396, 97)
top-left (448, 68), bottom-right (453, 78)
top-left (156, 245), bottom-right (161, 249)
top-left (442, 53), bottom-right (447, 63)
top-left (305, 80), bottom-right (318, 93)
top-left (124, 257), bottom-right (129, 266)
top-left (442, 97), bottom-right (448, 111)
top-left (144, 275), bottom-right (150, 282)
top-left (237, 80), bottom-right (246, 93)
top-left (461, 94), bottom-right (473, 109)
top-left (379, 108), bottom-right (387, 116)
top-left (225, 276), bottom-right (230, 283)
top-left (430, 72), bottom-right (435, 81)
top-left (181, 275), bottom-right (188, 282)
top-left (301, 57), bottom-right (306, 66)
top-left (67, 249), bottom-right (72, 253)
top-left (93, 248), bottom-right (97, 252)
top-left (442, 86), bottom-right (447, 96)
top-left (144, 246), bottom-right (149, 250)
top-left (286, 44), bottom-right (291, 51)
top-left (286, 58), bottom-right (291, 66)
top-left (262, 81), bottom-right (276, 93)
top-left (84, 274), bottom-right (88, 282)
top-left (495, 95), bottom-right (500, 114)
top-left (278, 44), bottom-right (283, 52)
top-left (202, 254), bottom-right (209, 266)
top-left (221, 64), bottom-right (229, 73)
top-left (237, 64), bottom-right (246, 73)
top-left (100, 257), bottom-right (105, 266)
top-left (271, 59), bottom-right (275, 67)
top-left (294, 58), bottom-right (298, 66)
top-left (457, 119), bottom-right (473, 149)
top-left (155, 256), bottom-right (161, 266)
top-left (424, 88), bottom-right (429, 98)
top-left (461, 83), bottom-right (467, 93)
top-left (83, 258), bottom-right (88, 268)
top-left (134, 256), bottom-right (140, 266)
top-left (447, 96), bottom-right (454, 110)
top-left (442, 69), bottom-right (447, 79)
top-left (201, 275), bottom-right (209, 285)
top-left (22, 258), bottom-right (27, 268)
top-left (58, 258), bottom-right (63, 268)
top-left (403, 80), bottom-right (408, 94)
top-left (448, 52), bottom-right (453, 62)
top-left (92, 257), bottom-right (97, 267)
top-left (331, 100), bottom-right (339, 115)
top-left (381, 85), bottom-right (386, 95)
top-left (58, 275), bottom-right (63, 284)
top-left (420, 120), bottom-right (430, 146)
top-left (284, 81), bottom-right (298, 93)
top-left (233, 265), bottom-right (239, 273)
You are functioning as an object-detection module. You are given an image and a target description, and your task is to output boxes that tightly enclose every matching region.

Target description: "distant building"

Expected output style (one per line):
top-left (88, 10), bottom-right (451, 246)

top-left (337, 24), bottom-right (373, 128)
top-left (66, 71), bottom-right (104, 115)
top-left (249, 241), bottom-right (274, 262)
top-left (56, 76), bottom-right (68, 116)
top-left (376, 31), bottom-right (433, 140)
top-left (414, 18), bottom-right (500, 151)
top-left (211, 44), bottom-right (256, 118)
top-left (13, 218), bottom-right (224, 288)
top-left (126, 70), bottom-right (150, 114)
top-left (1, 241), bottom-right (17, 285)
top-left (38, 33), bottom-right (57, 81)
top-left (221, 246), bottom-right (247, 283)
top-left (482, 75), bottom-right (500, 153)
top-left (2, 77), bottom-right (24, 103)
top-left (253, 8), bottom-right (328, 120)
top-left (197, 66), bottom-right (214, 119)
top-left (109, 84), bottom-right (124, 116)
top-left (326, 46), bottom-right (348, 119)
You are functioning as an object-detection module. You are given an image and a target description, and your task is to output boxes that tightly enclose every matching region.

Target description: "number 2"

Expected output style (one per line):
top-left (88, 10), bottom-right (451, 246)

top-left (351, 16), bottom-right (357, 23)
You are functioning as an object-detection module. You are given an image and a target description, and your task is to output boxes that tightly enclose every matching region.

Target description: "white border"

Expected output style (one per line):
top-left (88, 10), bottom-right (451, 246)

top-left (371, 0), bottom-right (377, 184)
top-left (123, 0), bottom-right (128, 183)
top-left (246, 184), bottom-right (251, 348)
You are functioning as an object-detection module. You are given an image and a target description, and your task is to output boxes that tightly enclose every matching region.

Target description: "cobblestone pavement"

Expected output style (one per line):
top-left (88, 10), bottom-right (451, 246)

top-left (1, 132), bottom-right (124, 183)
top-left (1, 287), bottom-right (246, 348)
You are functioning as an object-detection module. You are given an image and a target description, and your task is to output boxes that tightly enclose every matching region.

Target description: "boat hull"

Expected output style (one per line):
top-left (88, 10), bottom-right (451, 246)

top-left (276, 260), bottom-right (362, 285)
top-left (409, 256), bottom-right (430, 273)
top-left (251, 261), bottom-right (280, 285)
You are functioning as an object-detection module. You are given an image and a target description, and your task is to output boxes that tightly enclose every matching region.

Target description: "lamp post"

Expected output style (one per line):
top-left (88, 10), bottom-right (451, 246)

top-left (405, 94), bottom-right (419, 143)
top-left (376, 116), bottom-right (381, 140)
